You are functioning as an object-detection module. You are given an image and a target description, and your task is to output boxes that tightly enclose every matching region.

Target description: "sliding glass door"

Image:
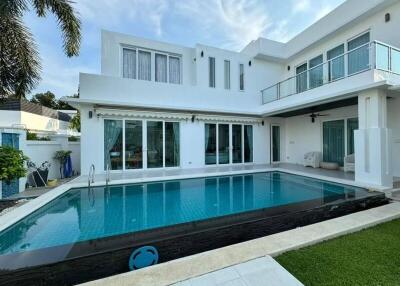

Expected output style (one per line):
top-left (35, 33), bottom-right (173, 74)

top-left (232, 125), bottom-right (242, 163)
top-left (105, 119), bottom-right (179, 170)
top-left (205, 123), bottom-right (253, 166)
top-left (165, 122), bottom-right (180, 167)
top-left (205, 124), bottom-right (217, 165)
top-left (125, 120), bottom-right (143, 169)
top-left (218, 124), bottom-right (230, 164)
top-left (244, 125), bottom-right (253, 163)
top-left (104, 120), bottom-right (123, 170)
top-left (323, 118), bottom-right (358, 166)
top-left (147, 121), bottom-right (164, 168)
top-left (323, 120), bottom-right (345, 166)
top-left (271, 125), bottom-right (280, 162)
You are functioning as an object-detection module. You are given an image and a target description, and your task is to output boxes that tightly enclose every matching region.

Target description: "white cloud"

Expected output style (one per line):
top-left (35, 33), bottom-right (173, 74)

top-left (77, 0), bottom-right (169, 36)
top-left (292, 0), bottom-right (311, 14)
top-left (174, 0), bottom-right (271, 50)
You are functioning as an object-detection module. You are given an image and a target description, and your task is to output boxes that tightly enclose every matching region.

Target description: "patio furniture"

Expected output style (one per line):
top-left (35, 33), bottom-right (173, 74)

top-left (320, 161), bottom-right (339, 170)
top-left (344, 154), bottom-right (355, 172)
top-left (303, 152), bottom-right (322, 168)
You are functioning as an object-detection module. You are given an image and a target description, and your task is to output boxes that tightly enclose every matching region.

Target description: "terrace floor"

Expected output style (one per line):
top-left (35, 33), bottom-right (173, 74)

top-left (73, 163), bottom-right (356, 188)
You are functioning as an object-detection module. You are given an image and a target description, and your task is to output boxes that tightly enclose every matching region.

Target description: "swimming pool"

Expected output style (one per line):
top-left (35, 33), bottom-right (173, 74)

top-left (0, 171), bottom-right (387, 285)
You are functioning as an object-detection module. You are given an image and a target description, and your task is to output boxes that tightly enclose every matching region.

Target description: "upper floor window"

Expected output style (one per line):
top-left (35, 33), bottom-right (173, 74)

top-left (347, 32), bottom-right (370, 75)
top-left (123, 48), bottom-right (136, 79)
top-left (239, 63), bottom-right (244, 91)
top-left (122, 47), bottom-right (182, 84)
top-left (138, 50), bottom-right (151, 81)
top-left (169, 56), bottom-right (181, 84)
top-left (209, 57), bottom-right (216, 88)
top-left (155, 53), bottom-right (167, 83)
top-left (224, 60), bottom-right (230, 89)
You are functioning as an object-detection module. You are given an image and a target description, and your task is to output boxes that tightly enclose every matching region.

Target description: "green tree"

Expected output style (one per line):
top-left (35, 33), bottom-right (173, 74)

top-left (0, 0), bottom-right (81, 99)
top-left (69, 111), bottom-right (80, 132)
top-left (0, 146), bottom-right (29, 183)
top-left (30, 91), bottom-right (57, 108)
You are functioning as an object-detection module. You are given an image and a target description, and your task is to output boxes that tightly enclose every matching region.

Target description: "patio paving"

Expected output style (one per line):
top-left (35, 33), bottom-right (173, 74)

top-left (73, 163), bottom-right (355, 186)
top-left (173, 256), bottom-right (303, 286)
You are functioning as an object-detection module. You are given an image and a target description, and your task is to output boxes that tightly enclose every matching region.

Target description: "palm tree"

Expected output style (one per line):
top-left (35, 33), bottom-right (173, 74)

top-left (0, 0), bottom-right (81, 99)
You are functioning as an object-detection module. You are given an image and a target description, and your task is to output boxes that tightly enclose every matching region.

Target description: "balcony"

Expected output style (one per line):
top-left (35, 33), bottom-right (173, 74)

top-left (261, 41), bottom-right (400, 104)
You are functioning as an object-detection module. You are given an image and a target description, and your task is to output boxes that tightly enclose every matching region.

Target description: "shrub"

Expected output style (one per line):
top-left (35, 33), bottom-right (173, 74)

top-left (0, 146), bottom-right (29, 183)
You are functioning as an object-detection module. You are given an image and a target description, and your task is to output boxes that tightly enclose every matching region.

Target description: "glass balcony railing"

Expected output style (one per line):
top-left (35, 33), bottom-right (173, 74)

top-left (261, 41), bottom-right (400, 104)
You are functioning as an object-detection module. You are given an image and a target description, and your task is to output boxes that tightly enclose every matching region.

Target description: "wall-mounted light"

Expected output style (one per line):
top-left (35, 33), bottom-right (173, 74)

top-left (200, 51), bottom-right (204, 57)
top-left (261, 120), bottom-right (264, 126)
top-left (88, 111), bottom-right (93, 119)
top-left (191, 115), bottom-right (196, 122)
top-left (287, 65), bottom-right (291, 71)
top-left (248, 60), bottom-right (252, 67)
top-left (194, 58), bottom-right (197, 62)
top-left (385, 13), bottom-right (390, 22)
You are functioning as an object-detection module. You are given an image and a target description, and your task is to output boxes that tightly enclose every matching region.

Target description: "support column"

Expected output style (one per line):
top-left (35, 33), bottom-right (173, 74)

top-left (355, 89), bottom-right (392, 187)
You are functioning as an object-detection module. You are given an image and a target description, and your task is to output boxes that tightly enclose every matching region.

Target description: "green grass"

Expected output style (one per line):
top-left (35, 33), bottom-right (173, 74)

top-left (276, 219), bottom-right (400, 286)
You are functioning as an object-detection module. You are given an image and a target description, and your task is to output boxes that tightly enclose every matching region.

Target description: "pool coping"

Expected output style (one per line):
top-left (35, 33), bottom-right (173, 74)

top-left (0, 166), bottom-right (389, 234)
top-left (79, 202), bottom-right (400, 286)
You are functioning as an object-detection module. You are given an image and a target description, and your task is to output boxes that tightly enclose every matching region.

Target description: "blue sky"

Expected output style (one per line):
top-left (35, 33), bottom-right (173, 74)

top-left (24, 0), bottom-right (345, 98)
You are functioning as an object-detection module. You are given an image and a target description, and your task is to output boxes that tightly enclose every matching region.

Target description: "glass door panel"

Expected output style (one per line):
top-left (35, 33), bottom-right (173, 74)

top-left (327, 44), bottom-right (345, 81)
top-left (205, 124), bottom-right (217, 165)
top-left (165, 122), bottom-right (180, 167)
top-left (232, 125), bottom-right (242, 163)
top-left (296, 63), bottom-right (308, 93)
top-left (218, 124), bottom-right (230, 164)
top-left (347, 118), bottom-right (358, 155)
top-left (104, 119), bottom-right (123, 170)
top-left (323, 120), bottom-right (345, 166)
top-left (244, 125), bottom-right (253, 163)
top-left (147, 121), bottom-right (163, 168)
top-left (348, 32), bottom-right (370, 75)
top-left (272, 126), bottom-right (280, 162)
top-left (309, 55), bottom-right (323, 89)
top-left (125, 120), bottom-right (143, 169)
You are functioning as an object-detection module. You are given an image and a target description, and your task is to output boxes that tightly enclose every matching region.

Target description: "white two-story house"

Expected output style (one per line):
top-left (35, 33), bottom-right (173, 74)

top-left (66, 0), bottom-right (400, 188)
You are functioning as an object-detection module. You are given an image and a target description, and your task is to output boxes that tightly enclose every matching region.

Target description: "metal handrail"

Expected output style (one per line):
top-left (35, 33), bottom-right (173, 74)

top-left (88, 164), bottom-right (95, 187)
top-left (106, 164), bottom-right (111, 185)
top-left (261, 40), bottom-right (400, 104)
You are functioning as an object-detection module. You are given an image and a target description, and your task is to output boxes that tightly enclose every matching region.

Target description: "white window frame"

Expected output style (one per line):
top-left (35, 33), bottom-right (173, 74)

top-left (239, 63), bottom-right (245, 91)
top-left (204, 122), bottom-right (254, 166)
top-left (120, 45), bottom-right (182, 84)
top-left (103, 118), bottom-right (181, 171)
top-left (209, 57), bottom-right (216, 88)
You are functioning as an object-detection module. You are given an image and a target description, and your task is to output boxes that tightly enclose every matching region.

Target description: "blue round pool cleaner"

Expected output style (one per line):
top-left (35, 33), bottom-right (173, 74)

top-left (128, 246), bottom-right (159, 270)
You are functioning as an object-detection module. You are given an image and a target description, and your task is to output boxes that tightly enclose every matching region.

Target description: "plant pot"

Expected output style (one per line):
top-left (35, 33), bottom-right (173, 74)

top-left (33, 169), bottom-right (49, 187)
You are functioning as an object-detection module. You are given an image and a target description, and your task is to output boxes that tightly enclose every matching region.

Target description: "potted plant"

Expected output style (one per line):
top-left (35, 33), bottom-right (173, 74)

top-left (53, 150), bottom-right (72, 179)
top-left (0, 146), bottom-right (29, 184)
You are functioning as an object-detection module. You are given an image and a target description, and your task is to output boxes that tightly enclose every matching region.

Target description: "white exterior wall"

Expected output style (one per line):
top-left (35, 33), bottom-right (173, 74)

top-left (284, 105), bottom-right (358, 165)
top-left (80, 105), bottom-right (270, 175)
top-left (0, 110), bottom-right (70, 133)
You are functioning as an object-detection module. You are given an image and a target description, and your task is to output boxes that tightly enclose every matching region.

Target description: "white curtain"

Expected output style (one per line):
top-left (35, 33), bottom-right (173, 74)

top-left (169, 56), bottom-right (181, 84)
top-left (155, 54), bottom-right (167, 82)
top-left (123, 49), bottom-right (136, 79)
top-left (138, 50), bottom-right (151, 81)
top-left (104, 120), bottom-right (122, 170)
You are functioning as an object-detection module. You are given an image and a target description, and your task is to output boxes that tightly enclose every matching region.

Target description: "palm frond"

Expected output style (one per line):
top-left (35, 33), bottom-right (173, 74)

top-left (0, 0), bottom-right (28, 17)
top-left (32, 0), bottom-right (81, 57)
top-left (0, 16), bottom-right (41, 98)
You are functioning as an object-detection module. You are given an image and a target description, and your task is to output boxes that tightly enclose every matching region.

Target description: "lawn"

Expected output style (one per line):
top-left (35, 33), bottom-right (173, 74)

top-left (276, 219), bottom-right (400, 286)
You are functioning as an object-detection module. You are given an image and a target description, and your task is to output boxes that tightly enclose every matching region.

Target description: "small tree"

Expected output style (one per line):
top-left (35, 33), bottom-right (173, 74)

top-left (53, 150), bottom-right (72, 178)
top-left (69, 111), bottom-right (80, 132)
top-left (0, 146), bottom-right (29, 184)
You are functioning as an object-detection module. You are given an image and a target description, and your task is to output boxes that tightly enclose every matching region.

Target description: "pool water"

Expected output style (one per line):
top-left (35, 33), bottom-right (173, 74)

top-left (0, 172), bottom-right (367, 256)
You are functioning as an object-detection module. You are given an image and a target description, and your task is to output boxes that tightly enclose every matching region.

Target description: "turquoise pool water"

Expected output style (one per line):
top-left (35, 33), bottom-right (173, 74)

top-left (0, 172), bottom-right (367, 256)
